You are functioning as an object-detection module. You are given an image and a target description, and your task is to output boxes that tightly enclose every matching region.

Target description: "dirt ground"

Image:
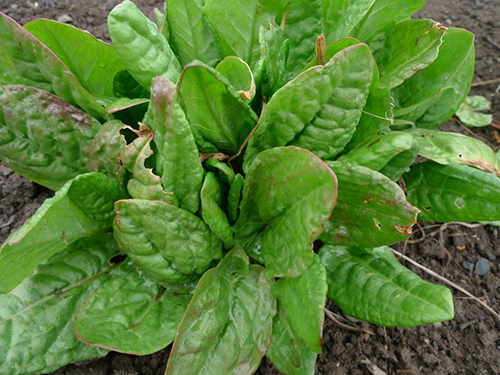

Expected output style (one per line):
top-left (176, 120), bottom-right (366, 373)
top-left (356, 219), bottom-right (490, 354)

top-left (0, 0), bottom-right (499, 374)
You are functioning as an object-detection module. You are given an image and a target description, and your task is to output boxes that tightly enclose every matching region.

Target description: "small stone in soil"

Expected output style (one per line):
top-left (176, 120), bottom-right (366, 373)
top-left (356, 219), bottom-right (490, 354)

top-left (57, 14), bottom-right (73, 23)
top-left (476, 258), bottom-right (491, 276)
top-left (462, 260), bottom-right (475, 273)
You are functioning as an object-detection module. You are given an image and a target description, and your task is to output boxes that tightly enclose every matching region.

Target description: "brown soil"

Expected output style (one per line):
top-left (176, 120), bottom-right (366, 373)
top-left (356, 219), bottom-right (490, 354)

top-left (0, 0), bottom-right (499, 374)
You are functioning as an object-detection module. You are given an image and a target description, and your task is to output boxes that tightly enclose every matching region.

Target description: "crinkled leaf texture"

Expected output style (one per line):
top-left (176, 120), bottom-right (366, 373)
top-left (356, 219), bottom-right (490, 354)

top-left (166, 248), bottom-right (276, 375)
top-left (321, 161), bottom-right (418, 248)
top-left (404, 161), bottom-right (500, 222)
top-left (73, 260), bottom-right (192, 355)
top-left (244, 43), bottom-right (374, 169)
top-left (456, 95), bottom-right (493, 128)
top-left (113, 199), bottom-right (222, 286)
top-left (319, 245), bottom-right (454, 327)
top-left (0, 85), bottom-right (100, 190)
top-left (235, 146), bottom-right (337, 278)
top-left (0, 235), bottom-right (118, 375)
top-left (0, 172), bottom-right (126, 294)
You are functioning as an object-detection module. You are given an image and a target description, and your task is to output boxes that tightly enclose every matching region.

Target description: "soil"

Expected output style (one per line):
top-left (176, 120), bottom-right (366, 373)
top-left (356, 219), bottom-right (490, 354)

top-left (0, 0), bottom-right (499, 374)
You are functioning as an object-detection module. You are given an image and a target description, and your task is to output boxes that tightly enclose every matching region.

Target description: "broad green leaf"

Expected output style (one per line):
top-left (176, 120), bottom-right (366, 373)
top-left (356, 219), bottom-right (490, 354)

top-left (24, 19), bottom-right (125, 97)
top-left (179, 62), bottom-right (258, 154)
top-left (113, 199), bottom-right (222, 286)
top-left (370, 20), bottom-right (446, 89)
top-left (379, 140), bottom-right (420, 181)
top-left (456, 95), bottom-right (493, 127)
top-left (319, 245), bottom-right (454, 326)
top-left (151, 77), bottom-right (204, 213)
top-left (0, 235), bottom-right (117, 375)
top-left (322, 0), bottom-right (373, 44)
top-left (166, 249), bottom-right (276, 375)
top-left (338, 132), bottom-right (414, 171)
top-left (404, 161), bottom-right (500, 222)
top-left (73, 261), bottom-right (192, 355)
top-left (228, 173), bottom-right (244, 224)
top-left (0, 85), bottom-right (100, 190)
top-left (0, 173), bottom-right (125, 294)
top-left (108, 0), bottom-right (181, 89)
top-left (106, 97), bottom-right (149, 115)
top-left (215, 56), bottom-right (256, 101)
top-left (167, 0), bottom-right (222, 66)
top-left (409, 129), bottom-right (500, 176)
top-left (113, 70), bottom-right (150, 99)
top-left (266, 310), bottom-right (316, 375)
top-left (302, 38), bottom-right (361, 71)
top-left (204, 0), bottom-right (268, 69)
top-left (201, 172), bottom-right (235, 249)
top-left (0, 13), bottom-right (106, 118)
top-left (235, 146), bottom-right (337, 278)
top-left (321, 161), bottom-right (418, 248)
top-left (244, 44), bottom-right (374, 169)
top-left (392, 28), bottom-right (475, 128)
top-left (205, 157), bottom-right (236, 184)
top-left (272, 255), bottom-right (327, 354)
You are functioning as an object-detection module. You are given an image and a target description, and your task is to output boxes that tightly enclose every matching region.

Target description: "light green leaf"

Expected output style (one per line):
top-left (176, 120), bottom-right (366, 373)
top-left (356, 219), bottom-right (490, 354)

top-left (215, 56), bottom-right (256, 101)
top-left (166, 0), bottom-right (222, 66)
top-left (113, 199), bottom-right (222, 286)
top-left (24, 19), bottom-right (125, 97)
top-left (392, 28), bottom-right (475, 129)
top-left (244, 44), bottom-right (374, 169)
top-left (0, 235), bottom-right (117, 374)
top-left (379, 140), bottom-right (420, 181)
top-left (106, 97), bottom-right (149, 115)
top-left (166, 249), bottom-right (276, 375)
top-left (201, 172), bottom-right (235, 249)
top-left (0, 85), bottom-right (100, 190)
top-left (370, 19), bottom-right (446, 89)
top-left (410, 128), bottom-right (500, 176)
top-left (0, 173), bottom-right (126, 294)
top-left (321, 161), bottom-right (418, 248)
top-left (456, 95), bottom-right (493, 128)
top-left (0, 13), bottom-right (106, 118)
top-left (272, 255), bottom-right (327, 354)
top-left (235, 146), bottom-right (337, 278)
top-left (179, 62), bottom-right (258, 154)
top-left (404, 161), bottom-right (500, 222)
top-left (108, 0), bottom-right (181, 89)
top-left (205, 157), bottom-right (235, 184)
top-left (302, 37), bottom-right (361, 71)
top-left (319, 244), bottom-right (454, 326)
top-left (73, 261), bottom-right (192, 355)
top-left (228, 173), bottom-right (244, 224)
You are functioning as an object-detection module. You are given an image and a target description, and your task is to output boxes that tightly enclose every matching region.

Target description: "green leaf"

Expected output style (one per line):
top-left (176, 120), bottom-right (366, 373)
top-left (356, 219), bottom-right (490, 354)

top-left (0, 235), bottom-right (117, 374)
top-left (272, 254), bottom-right (327, 354)
top-left (113, 69), bottom-right (150, 99)
top-left (404, 161), bottom-right (500, 222)
top-left (166, 249), bottom-right (276, 375)
top-left (204, 0), bottom-right (268, 69)
top-left (151, 76), bottom-right (204, 213)
top-left (108, 0), bottom-right (181, 89)
top-left (302, 37), bottom-right (361, 71)
top-left (106, 97), bottom-right (150, 115)
top-left (73, 261), bottom-right (192, 355)
top-left (113, 199), bottom-right (222, 286)
top-left (319, 244), bottom-right (454, 326)
top-left (392, 28), bottom-right (475, 129)
top-left (205, 157), bottom-right (235, 184)
top-left (0, 173), bottom-right (126, 294)
top-left (235, 146), bottom-right (337, 278)
top-left (179, 62), bottom-right (258, 154)
top-left (266, 310), bottom-right (316, 375)
top-left (24, 19), bottom-right (125, 97)
top-left (201, 172), bottom-right (235, 249)
top-left (321, 161), bottom-right (418, 248)
top-left (215, 56), bottom-right (256, 101)
top-left (456, 95), bottom-right (493, 128)
top-left (338, 132), bottom-right (414, 171)
top-left (227, 173), bottom-right (244, 224)
top-left (379, 140), bottom-right (420, 181)
top-left (409, 129), bottom-right (500, 176)
top-left (166, 0), bottom-right (222, 66)
top-left (244, 44), bottom-right (374, 169)
top-left (370, 20), bottom-right (446, 89)
top-left (0, 13), bottom-right (106, 118)
top-left (0, 85), bottom-right (100, 190)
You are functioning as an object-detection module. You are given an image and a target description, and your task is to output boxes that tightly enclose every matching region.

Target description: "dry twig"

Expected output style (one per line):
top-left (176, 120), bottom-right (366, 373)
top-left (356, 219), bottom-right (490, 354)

top-left (324, 308), bottom-right (375, 336)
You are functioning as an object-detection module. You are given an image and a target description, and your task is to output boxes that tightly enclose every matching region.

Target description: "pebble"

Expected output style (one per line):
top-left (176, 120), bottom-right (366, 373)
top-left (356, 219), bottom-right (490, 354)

top-left (57, 14), bottom-right (73, 23)
top-left (462, 261), bottom-right (475, 273)
top-left (476, 258), bottom-right (491, 276)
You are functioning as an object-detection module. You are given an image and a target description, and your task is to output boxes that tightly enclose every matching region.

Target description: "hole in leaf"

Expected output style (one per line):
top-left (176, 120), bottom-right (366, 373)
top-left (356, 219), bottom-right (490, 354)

top-left (110, 254), bottom-right (127, 264)
top-left (120, 127), bottom-right (138, 145)
top-left (423, 206), bottom-right (432, 210)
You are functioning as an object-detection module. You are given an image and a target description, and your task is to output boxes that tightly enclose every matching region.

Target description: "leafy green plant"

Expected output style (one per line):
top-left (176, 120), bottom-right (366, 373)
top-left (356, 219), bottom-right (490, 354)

top-left (456, 95), bottom-right (493, 127)
top-left (0, 0), bottom-right (497, 373)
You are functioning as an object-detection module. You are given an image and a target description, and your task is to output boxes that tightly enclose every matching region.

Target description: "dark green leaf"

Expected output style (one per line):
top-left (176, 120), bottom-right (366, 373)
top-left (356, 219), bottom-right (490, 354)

top-left (113, 70), bottom-right (150, 99)
top-left (319, 244), bottom-right (454, 326)
top-left (321, 161), bottom-right (418, 248)
top-left (379, 140), bottom-right (420, 181)
top-left (166, 249), bottom-right (276, 375)
top-left (0, 235), bottom-right (117, 374)
top-left (24, 19), bottom-right (125, 97)
top-left (205, 157), bottom-right (235, 184)
top-left (235, 146), bottom-right (337, 278)
top-left (227, 173), bottom-right (244, 224)
top-left (404, 161), bottom-right (500, 222)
